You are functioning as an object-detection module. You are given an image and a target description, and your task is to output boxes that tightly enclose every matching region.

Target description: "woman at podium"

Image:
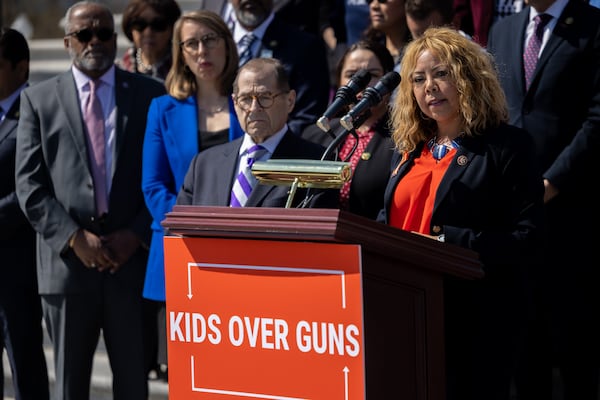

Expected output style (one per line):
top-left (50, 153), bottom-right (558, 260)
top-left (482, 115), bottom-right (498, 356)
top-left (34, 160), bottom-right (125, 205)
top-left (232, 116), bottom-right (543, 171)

top-left (377, 27), bottom-right (545, 400)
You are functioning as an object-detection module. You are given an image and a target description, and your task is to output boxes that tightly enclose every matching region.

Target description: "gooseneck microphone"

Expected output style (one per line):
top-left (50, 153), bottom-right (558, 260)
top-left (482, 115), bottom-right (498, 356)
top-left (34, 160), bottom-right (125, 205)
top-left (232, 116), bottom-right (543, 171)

top-left (339, 71), bottom-right (400, 131)
top-left (316, 69), bottom-right (372, 133)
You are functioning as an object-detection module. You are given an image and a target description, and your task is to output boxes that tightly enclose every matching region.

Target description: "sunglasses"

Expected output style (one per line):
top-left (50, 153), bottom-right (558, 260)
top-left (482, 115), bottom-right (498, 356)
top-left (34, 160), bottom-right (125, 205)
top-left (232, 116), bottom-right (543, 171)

top-left (130, 18), bottom-right (169, 32)
top-left (66, 27), bottom-right (114, 43)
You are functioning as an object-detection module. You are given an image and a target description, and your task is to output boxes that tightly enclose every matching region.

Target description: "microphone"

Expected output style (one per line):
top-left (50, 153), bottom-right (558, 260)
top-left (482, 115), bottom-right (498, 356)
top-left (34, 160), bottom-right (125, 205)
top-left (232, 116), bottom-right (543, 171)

top-left (339, 71), bottom-right (400, 131)
top-left (316, 69), bottom-right (372, 133)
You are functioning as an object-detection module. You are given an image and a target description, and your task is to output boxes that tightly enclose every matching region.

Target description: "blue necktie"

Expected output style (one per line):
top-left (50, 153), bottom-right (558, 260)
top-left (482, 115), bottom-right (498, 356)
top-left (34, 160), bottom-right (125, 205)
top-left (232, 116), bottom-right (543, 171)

top-left (238, 33), bottom-right (257, 67)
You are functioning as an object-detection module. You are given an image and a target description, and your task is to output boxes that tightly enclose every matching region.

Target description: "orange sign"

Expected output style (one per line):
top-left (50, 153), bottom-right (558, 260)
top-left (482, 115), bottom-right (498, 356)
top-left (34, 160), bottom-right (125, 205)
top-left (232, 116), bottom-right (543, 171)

top-left (164, 236), bottom-right (366, 400)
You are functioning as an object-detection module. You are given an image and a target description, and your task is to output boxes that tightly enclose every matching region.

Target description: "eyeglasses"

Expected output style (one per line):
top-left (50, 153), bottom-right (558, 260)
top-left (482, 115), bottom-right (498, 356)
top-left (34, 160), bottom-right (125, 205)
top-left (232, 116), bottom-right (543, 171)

top-left (180, 34), bottom-right (223, 54)
top-left (234, 92), bottom-right (287, 111)
top-left (366, 0), bottom-right (390, 4)
top-left (66, 27), bottom-right (114, 43)
top-left (130, 18), bottom-right (169, 32)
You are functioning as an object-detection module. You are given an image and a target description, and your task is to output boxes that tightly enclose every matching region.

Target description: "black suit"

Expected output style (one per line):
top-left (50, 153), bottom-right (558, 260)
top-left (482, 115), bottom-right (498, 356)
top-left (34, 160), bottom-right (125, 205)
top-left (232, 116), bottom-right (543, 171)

top-left (177, 129), bottom-right (338, 208)
top-left (378, 123), bottom-right (545, 400)
top-left (0, 94), bottom-right (49, 400)
top-left (302, 117), bottom-right (394, 220)
top-left (488, 2), bottom-right (600, 398)
top-left (253, 16), bottom-right (331, 135)
top-left (15, 67), bottom-right (166, 400)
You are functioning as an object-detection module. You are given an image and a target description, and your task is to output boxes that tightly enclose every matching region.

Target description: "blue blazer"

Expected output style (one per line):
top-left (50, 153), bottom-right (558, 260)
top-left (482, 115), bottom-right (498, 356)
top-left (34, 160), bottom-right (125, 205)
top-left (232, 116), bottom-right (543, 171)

top-left (141, 94), bottom-right (243, 300)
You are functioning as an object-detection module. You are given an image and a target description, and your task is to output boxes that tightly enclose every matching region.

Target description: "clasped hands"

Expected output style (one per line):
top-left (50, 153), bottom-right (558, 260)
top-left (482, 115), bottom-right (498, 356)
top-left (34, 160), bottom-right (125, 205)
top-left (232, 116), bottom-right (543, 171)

top-left (70, 228), bottom-right (141, 273)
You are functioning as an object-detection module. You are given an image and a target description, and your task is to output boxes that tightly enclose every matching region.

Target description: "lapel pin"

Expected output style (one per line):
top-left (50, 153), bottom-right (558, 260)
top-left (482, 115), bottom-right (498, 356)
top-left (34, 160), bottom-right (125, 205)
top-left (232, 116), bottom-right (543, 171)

top-left (361, 152), bottom-right (371, 160)
top-left (457, 155), bottom-right (468, 166)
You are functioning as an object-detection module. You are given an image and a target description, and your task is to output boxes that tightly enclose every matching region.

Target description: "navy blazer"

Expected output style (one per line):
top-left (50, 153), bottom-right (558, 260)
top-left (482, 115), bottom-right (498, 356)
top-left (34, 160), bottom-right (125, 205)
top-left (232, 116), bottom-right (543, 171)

top-left (259, 17), bottom-right (331, 135)
top-left (378, 123), bottom-right (544, 276)
top-left (302, 117), bottom-right (395, 220)
top-left (141, 94), bottom-right (243, 301)
top-left (0, 95), bottom-right (37, 295)
top-left (487, 1), bottom-right (600, 225)
top-left (176, 129), bottom-right (338, 208)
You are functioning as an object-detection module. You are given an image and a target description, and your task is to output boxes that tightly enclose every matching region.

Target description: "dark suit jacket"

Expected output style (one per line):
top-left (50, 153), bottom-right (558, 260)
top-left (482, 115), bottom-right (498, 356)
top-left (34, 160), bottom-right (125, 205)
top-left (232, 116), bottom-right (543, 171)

top-left (0, 96), bottom-right (35, 273)
top-left (15, 67), bottom-right (166, 295)
top-left (0, 92), bottom-right (49, 399)
top-left (378, 123), bottom-right (545, 398)
top-left (176, 130), bottom-right (338, 208)
top-left (302, 117), bottom-right (395, 219)
top-left (487, 1), bottom-right (600, 237)
top-left (259, 17), bottom-right (331, 135)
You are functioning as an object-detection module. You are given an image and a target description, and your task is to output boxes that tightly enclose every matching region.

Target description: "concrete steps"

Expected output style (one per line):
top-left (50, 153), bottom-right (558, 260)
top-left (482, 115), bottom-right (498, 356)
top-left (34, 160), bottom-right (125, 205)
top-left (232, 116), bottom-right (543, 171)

top-left (2, 329), bottom-right (169, 400)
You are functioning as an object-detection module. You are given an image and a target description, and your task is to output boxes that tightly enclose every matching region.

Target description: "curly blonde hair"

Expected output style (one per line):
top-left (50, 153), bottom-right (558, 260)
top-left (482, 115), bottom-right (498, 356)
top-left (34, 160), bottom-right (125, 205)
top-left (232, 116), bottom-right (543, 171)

top-left (390, 27), bottom-right (508, 153)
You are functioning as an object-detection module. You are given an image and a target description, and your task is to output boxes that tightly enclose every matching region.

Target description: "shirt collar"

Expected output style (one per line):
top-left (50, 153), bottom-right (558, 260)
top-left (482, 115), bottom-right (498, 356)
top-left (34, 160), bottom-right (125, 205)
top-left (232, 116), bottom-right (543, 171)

top-left (233, 12), bottom-right (274, 44)
top-left (72, 64), bottom-right (116, 92)
top-left (529, 0), bottom-right (568, 24)
top-left (0, 83), bottom-right (27, 116)
top-left (239, 124), bottom-right (288, 156)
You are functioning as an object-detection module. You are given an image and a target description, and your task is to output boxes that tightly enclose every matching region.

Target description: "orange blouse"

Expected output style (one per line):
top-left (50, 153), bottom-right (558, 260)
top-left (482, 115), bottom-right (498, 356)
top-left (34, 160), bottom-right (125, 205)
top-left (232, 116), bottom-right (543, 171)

top-left (389, 144), bottom-right (456, 234)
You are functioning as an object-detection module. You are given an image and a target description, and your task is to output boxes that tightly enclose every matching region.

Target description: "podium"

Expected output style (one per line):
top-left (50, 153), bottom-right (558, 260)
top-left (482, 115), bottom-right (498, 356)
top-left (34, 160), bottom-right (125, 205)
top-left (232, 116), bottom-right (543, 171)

top-left (162, 206), bottom-right (482, 400)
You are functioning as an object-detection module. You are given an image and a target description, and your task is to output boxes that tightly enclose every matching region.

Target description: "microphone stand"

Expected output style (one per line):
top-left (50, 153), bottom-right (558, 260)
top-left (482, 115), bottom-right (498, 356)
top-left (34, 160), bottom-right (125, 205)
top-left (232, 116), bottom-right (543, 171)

top-left (320, 110), bottom-right (371, 161)
top-left (297, 111), bottom-right (371, 209)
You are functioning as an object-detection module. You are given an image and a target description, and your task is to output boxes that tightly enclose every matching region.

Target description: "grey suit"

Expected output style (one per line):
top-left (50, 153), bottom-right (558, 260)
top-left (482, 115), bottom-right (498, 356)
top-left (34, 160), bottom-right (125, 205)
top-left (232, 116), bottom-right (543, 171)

top-left (15, 67), bottom-right (165, 400)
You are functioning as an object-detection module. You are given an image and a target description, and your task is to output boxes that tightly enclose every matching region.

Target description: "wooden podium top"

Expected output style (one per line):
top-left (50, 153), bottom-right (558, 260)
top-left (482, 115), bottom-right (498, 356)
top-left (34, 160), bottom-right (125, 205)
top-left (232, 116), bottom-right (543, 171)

top-left (163, 205), bottom-right (483, 280)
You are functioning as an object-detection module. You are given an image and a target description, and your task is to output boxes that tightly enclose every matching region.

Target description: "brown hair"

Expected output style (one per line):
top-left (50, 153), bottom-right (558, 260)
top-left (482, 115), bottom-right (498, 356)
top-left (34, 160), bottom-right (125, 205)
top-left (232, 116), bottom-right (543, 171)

top-left (165, 10), bottom-right (239, 99)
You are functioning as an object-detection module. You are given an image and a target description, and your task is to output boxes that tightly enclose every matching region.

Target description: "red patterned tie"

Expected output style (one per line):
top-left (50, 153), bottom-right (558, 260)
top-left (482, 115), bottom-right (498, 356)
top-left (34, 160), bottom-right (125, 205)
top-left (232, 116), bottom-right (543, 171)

top-left (85, 79), bottom-right (108, 215)
top-left (523, 14), bottom-right (551, 90)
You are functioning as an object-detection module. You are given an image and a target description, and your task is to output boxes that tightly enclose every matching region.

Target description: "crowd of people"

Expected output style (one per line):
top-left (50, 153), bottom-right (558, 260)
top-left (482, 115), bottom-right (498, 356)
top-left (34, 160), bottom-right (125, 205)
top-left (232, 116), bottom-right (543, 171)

top-left (1, 0), bottom-right (599, 399)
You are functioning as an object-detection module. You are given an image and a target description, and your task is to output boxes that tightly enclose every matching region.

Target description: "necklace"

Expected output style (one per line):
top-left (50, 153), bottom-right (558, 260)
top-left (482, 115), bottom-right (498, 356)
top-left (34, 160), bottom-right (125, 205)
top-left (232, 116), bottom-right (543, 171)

top-left (198, 100), bottom-right (227, 115)
top-left (135, 48), bottom-right (153, 73)
top-left (428, 136), bottom-right (462, 161)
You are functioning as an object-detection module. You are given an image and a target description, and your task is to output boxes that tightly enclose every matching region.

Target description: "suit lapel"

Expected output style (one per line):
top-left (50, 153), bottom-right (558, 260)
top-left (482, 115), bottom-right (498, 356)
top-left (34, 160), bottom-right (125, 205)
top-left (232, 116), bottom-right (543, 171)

top-left (0, 98), bottom-right (19, 144)
top-left (434, 139), bottom-right (476, 216)
top-left (535, 2), bottom-right (578, 80)
top-left (114, 69), bottom-right (131, 171)
top-left (514, 10), bottom-right (531, 94)
top-left (56, 72), bottom-right (92, 176)
top-left (219, 139), bottom-right (242, 205)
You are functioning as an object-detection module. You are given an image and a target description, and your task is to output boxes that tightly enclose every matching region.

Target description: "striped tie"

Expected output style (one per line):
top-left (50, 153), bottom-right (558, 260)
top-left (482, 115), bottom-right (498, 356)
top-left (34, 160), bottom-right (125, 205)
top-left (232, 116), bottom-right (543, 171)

top-left (238, 33), bottom-right (256, 67)
top-left (230, 144), bottom-right (266, 207)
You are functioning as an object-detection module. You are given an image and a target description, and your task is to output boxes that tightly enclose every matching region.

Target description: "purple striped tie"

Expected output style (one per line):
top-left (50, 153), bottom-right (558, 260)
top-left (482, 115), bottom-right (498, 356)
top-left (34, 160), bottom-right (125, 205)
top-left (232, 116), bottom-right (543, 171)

top-left (523, 14), bottom-right (551, 90)
top-left (230, 144), bottom-right (266, 207)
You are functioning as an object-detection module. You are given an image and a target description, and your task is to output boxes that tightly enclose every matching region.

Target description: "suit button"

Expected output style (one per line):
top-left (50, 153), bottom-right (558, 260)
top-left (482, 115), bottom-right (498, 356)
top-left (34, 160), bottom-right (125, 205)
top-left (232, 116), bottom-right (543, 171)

top-left (432, 225), bottom-right (442, 234)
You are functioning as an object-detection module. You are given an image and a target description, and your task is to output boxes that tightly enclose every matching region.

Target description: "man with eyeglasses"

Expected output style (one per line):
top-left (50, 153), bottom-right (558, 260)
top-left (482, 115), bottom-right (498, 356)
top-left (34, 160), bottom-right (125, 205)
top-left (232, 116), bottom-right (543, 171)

top-left (176, 57), bottom-right (337, 209)
top-left (15, 1), bottom-right (166, 399)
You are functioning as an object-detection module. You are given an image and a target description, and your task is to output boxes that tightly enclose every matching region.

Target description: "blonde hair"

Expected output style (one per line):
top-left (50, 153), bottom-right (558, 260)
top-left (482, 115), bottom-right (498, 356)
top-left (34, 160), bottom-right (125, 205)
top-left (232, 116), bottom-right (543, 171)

top-left (165, 10), bottom-right (239, 99)
top-left (390, 27), bottom-right (508, 153)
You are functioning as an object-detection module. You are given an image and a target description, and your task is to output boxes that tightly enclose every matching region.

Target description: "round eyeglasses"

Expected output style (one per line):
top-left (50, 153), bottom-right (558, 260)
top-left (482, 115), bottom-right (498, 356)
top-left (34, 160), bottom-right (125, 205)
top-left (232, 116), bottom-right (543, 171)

top-left (180, 33), bottom-right (222, 54)
top-left (234, 92), bottom-right (287, 111)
